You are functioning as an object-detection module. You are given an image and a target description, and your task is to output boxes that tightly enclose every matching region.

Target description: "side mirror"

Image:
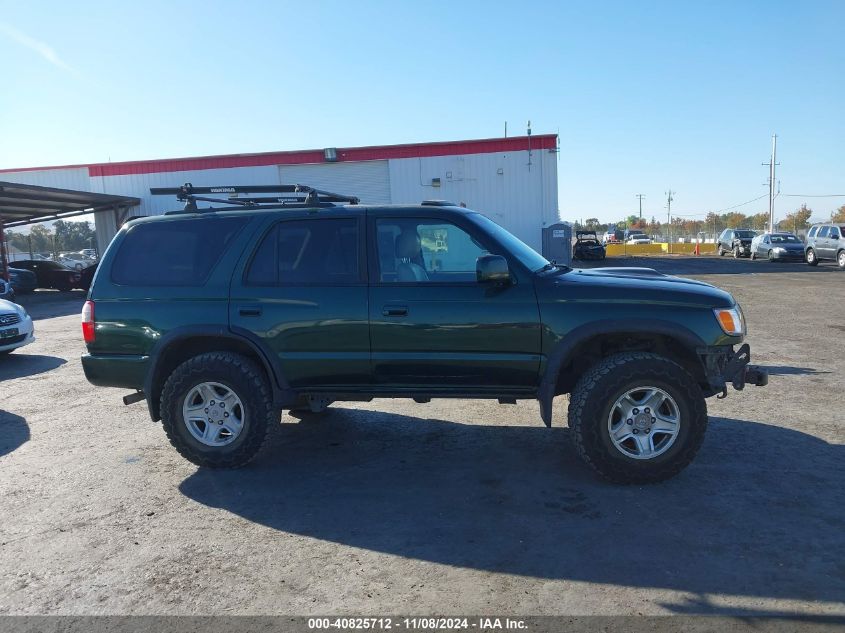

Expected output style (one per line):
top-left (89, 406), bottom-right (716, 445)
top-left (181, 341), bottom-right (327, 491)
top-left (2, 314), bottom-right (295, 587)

top-left (476, 254), bottom-right (511, 284)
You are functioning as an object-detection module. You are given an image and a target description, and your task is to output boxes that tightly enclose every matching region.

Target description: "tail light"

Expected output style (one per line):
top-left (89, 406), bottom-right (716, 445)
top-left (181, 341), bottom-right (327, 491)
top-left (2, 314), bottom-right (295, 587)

top-left (81, 300), bottom-right (95, 343)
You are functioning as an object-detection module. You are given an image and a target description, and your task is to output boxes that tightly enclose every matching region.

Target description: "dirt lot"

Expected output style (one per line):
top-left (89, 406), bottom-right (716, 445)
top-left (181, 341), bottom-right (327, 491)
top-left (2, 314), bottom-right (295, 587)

top-left (1, 256), bottom-right (843, 617)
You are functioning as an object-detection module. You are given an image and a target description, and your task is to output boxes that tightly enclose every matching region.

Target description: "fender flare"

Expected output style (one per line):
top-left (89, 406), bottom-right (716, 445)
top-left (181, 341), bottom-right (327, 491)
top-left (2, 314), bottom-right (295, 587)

top-left (537, 319), bottom-right (706, 427)
top-left (143, 325), bottom-right (292, 421)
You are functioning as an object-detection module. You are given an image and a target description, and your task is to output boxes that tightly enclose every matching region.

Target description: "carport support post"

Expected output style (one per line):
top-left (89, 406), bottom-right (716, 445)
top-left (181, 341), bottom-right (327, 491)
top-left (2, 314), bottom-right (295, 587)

top-left (0, 223), bottom-right (8, 281)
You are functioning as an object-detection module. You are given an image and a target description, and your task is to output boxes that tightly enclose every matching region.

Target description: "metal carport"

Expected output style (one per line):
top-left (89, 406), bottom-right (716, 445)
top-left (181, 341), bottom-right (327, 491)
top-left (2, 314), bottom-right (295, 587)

top-left (0, 180), bottom-right (140, 280)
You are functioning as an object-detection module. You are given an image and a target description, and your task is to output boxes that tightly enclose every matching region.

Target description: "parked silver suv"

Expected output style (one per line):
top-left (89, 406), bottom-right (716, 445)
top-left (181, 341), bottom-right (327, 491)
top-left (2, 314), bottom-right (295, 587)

top-left (805, 223), bottom-right (845, 269)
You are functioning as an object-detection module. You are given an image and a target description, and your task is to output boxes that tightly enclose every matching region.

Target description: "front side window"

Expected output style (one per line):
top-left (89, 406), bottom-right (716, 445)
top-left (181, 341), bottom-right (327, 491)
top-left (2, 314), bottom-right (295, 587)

top-left (375, 219), bottom-right (490, 283)
top-left (112, 217), bottom-right (247, 286)
top-left (246, 218), bottom-right (359, 285)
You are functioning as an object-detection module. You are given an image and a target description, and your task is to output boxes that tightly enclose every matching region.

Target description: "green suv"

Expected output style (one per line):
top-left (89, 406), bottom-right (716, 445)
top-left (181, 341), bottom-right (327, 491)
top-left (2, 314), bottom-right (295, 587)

top-left (82, 184), bottom-right (767, 483)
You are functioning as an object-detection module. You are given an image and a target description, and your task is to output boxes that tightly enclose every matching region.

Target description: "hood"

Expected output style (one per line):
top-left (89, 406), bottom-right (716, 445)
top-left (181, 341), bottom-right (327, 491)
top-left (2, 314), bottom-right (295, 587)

top-left (0, 298), bottom-right (23, 313)
top-left (773, 242), bottom-right (805, 251)
top-left (544, 267), bottom-right (735, 308)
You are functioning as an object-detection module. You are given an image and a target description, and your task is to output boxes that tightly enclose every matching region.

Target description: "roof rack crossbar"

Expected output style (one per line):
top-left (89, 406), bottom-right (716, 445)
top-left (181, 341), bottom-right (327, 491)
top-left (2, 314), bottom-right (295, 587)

top-left (150, 183), bottom-right (360, 211)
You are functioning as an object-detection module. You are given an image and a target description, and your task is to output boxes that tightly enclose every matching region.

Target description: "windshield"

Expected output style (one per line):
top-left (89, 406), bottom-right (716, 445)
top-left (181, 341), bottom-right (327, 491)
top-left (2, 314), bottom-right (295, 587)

top-left (771, 234), bottom-right (800, 243)
top-left (734, 230), bottom-right (756, 239)
top-left (468, 213), bottom-right (551, 272)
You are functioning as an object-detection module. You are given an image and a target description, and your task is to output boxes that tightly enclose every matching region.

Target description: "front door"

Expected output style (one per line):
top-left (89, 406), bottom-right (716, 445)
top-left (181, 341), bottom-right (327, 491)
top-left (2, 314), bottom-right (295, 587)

top-left (367, 214), bottom-right (542, 392)
top-left (229, 215), bottom-right (370, 390)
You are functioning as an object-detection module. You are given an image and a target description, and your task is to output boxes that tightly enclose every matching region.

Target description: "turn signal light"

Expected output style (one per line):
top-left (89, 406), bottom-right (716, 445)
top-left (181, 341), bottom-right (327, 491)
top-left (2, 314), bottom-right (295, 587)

top-left (713, 307), bottom-right (744, 336)
top-left (81, 300), bottom-right (95, 344)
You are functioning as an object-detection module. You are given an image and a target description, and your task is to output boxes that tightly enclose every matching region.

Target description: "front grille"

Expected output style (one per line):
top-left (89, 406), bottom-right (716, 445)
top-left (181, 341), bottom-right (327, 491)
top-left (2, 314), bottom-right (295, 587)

top-left (0, 313), bottom-right (21, 326)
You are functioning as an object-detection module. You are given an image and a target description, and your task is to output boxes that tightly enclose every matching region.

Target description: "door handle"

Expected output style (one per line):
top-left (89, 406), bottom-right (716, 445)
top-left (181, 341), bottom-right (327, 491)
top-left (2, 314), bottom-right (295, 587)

top-left (382, 305), bottom-right (408, 317)
top-left (239, 305), bottom-right (262, 317)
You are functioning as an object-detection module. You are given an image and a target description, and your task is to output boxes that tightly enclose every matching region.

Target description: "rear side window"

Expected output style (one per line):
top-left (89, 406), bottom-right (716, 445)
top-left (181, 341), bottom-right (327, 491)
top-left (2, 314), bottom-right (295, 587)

top-left (111, 217), bottom-right (247, 286)
top-left (808, 226), bottom-right (818, 238)
top-left (818, 226), bottom-right (830, 238)
top-left (246, 218), bottom-right (359, 285)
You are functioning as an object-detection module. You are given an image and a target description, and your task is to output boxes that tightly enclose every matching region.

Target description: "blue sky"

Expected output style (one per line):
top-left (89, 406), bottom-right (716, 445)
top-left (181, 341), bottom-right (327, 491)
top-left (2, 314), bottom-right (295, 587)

top-left (1, 0), bottom-right (843, 223)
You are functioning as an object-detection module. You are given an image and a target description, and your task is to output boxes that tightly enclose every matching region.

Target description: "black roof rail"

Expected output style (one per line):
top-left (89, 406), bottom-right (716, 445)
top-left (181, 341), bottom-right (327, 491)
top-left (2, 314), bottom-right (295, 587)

top-left (150, 183), bottom-right (360, 212)
top-left (421, 199), bottom-right (458, 207)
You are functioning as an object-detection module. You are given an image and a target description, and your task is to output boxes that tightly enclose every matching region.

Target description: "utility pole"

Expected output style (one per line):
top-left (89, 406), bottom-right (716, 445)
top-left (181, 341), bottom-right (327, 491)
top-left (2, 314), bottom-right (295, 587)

top-left (762, 134), bottom-right (779, 233)
top-left (636, 194), bottom-right (646, 222)
top-left (666, 190), bottom-right (674, 245)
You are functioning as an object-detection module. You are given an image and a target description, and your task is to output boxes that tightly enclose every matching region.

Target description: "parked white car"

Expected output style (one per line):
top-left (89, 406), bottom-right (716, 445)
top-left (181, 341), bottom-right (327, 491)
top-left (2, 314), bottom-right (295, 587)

top-left (0, 299), bottom-right (34, 355)
top-left (626, 234), bottom-right (653, 245)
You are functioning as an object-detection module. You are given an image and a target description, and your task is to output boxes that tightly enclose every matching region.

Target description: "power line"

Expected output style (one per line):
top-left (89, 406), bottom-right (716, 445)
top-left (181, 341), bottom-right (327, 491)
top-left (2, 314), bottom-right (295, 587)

top-left (782, 193), bottom-right (845, 197)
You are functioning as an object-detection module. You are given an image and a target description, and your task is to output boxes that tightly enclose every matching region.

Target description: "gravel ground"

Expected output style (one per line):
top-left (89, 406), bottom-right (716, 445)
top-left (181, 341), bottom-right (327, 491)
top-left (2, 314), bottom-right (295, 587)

top-left (0, 256), bottom-right (843, 617)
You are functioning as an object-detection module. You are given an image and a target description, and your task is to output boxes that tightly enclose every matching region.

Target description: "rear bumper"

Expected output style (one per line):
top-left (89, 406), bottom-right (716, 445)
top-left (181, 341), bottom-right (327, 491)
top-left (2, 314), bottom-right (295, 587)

top-left (82, 353), bottom-right (149, 389)
top-left (699, 343), bottom-right (767, 397)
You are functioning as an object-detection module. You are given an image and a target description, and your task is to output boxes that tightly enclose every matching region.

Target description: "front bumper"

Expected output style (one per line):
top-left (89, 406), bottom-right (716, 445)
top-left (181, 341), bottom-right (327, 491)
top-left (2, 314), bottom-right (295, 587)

top-left (735, 244), bottom-right (752, 256)
top-left (770, 250), bottom-right (805, 261)
top-left (0, 316), bottom-right (34, 352)
top-left (699, 343), bottom-right (768, 397)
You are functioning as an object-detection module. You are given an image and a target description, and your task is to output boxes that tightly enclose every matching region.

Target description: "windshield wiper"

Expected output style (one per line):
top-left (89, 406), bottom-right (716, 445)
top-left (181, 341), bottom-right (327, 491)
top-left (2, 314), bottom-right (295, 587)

top-left (536, 260), bottom-right (570, 274)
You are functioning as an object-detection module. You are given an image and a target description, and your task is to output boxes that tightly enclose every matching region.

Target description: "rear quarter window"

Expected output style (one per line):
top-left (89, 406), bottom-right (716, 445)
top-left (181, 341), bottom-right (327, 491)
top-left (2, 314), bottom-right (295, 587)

top-left (110, 217), bottom-right (247, 286)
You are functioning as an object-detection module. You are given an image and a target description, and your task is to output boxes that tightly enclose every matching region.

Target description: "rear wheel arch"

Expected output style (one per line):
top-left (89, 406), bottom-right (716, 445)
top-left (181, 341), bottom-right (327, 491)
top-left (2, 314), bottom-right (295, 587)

top-left (144, 327), bottom-right (291, 421)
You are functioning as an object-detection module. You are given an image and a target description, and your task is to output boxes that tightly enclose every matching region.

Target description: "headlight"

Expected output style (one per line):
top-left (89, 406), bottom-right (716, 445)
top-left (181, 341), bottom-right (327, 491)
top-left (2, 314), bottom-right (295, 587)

top-left (714, 306), bottom-right (745, 336)
top-left (773, 247), bottom-right (785, 253)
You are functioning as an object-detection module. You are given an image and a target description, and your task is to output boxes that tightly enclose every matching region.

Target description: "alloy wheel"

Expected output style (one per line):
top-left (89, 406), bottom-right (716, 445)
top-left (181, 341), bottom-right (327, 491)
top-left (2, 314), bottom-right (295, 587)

top-left (607, 386), bottom-right (681, 460)
top-left (182, 381), bottom-right (245, 447)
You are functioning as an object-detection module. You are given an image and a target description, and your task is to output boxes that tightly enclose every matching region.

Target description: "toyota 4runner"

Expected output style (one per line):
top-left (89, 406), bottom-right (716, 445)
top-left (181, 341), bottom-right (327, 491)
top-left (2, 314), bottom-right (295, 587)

top-left (82, 184), bottom-right (768, 483)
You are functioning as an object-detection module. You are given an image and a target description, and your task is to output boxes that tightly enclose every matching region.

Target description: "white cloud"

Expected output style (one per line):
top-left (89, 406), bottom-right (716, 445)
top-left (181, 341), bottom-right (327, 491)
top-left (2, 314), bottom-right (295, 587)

top-left (0, 22), bottom-right (74, 73)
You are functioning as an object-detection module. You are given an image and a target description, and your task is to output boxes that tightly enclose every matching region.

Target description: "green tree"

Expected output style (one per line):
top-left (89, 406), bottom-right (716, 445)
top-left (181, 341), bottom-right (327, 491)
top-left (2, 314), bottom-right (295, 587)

top-left (779, 204), bottom-right (812, 233)
top-left (831, 205), bottom-right (845, 223)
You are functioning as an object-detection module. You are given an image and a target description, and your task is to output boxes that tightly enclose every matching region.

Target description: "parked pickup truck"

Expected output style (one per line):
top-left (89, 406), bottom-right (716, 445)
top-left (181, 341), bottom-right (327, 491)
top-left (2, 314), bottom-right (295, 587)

top-left (82, 184), bottom-right (767, 483)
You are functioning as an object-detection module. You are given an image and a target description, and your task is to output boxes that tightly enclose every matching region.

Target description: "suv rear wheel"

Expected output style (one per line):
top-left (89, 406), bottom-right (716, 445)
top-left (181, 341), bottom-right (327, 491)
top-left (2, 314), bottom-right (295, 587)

top-left (806, 248), bottom-right (818, 266)
top-left (717, 245), bottom-right (725, 256)
top-left (160, 352), bottom-right (275, 468)
top-left (567, 352), bottom-right (707, 484)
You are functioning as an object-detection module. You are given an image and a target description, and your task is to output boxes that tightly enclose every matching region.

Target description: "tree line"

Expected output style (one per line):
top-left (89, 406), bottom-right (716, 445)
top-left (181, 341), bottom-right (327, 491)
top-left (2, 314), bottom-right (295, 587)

top-left (4, 220), bottom-right (97, 256)
top-left (575, 204), bottom-right (845, 237)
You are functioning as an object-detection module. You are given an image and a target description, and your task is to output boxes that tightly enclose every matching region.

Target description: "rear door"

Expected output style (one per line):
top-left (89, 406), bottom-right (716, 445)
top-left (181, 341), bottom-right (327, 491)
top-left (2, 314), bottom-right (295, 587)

top-left (816, 226), bottom-right (832, 259)
top-left (366, 212), bottom-right (542, 391)
top-left (229, 213), bottom-right (370, 390)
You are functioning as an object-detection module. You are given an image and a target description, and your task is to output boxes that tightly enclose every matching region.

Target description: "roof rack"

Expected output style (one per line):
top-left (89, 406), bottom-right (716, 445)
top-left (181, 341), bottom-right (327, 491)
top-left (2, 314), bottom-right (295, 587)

top-left (150, 183), bottom-right (360, 212)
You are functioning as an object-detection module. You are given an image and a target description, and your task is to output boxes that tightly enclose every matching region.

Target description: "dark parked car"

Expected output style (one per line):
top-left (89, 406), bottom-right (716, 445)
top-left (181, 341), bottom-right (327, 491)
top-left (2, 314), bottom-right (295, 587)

top-left (12, 259), bottom-right (82, 291)
top-left (81, 183), bottom-right (767, 484)
top-left (79, 263), bottom-right (99, 291)
top-left (572, 231), bottom-right (606, 260)
top-left (0, 279), bottom-right (15, 301)
top-left (7, 267), bottom-right (37, 294)
top-left (750, 233), bottom-right (805, 262)
top-left (805, 223), bottom-right (845, 269)
top-left (717, 229), bottom-right (757, 258)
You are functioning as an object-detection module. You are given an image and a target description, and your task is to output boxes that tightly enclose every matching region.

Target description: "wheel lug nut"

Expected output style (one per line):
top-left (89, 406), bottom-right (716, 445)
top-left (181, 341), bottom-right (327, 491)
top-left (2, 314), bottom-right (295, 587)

top-left (651, 417), bottom-right (656, 423)
top-left (645, 428), bottom-right (650, 433)
top-left (627, 419), bottom-right (633, 425)
top-left (632, 408), bottom-right (639, 414)
top-left (210, 400), bottom-right (215, 405)
top-left (644, 407), bottom-right (650, 413)
top-left (204, 408), bottom-right (208, 413)
top-left (633, 429), bottom-right (639, 434)
top-left (219, 402), bottom-right (225, 408)
top-left (224, 412), bottom-right (229, 418)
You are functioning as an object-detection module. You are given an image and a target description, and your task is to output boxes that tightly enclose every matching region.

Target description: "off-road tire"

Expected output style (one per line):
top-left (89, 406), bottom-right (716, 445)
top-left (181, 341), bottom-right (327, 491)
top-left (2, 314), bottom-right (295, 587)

top-left (806, 248), bottom-right (818, 266)
top-left (160, 352), bottom-right (274, 468)
top-left (718, 246), bottom-right (725, 256)
top-left (567, 352), bottom-right (708, 484)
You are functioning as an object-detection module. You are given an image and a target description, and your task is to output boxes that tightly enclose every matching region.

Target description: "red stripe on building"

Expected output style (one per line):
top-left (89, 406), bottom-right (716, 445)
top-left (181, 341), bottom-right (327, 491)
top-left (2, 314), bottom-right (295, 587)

top-left (0, 135), bottom-right (557, 177)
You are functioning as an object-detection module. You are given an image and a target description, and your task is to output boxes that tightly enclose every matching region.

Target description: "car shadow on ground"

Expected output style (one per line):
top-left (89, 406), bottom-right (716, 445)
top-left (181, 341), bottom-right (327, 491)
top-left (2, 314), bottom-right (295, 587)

top-left (578, 256), bottom-right (838, 276)
top-left (15, 290), bottom-right (86, 320)
top-left (0, 410), bottom-right (29, 457)
top-left (764, 365), bottom-right (831, 376)
top-left (180, 408), bottom-right (845, 613)
top-left (0, 354), bottom-right (66, 380)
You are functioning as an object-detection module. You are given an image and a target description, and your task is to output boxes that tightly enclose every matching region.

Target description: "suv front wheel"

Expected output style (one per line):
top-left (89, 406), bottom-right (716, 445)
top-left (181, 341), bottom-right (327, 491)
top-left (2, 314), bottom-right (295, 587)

top-left (160, 352), bottom-right (275, 468)
top-left (806, 248), bottom-right (818, 266)
top-left (567, 352), bottom-right (707, 484)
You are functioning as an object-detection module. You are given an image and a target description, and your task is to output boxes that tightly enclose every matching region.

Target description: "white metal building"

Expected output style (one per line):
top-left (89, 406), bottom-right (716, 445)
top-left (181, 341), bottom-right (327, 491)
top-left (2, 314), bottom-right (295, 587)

top-left (0, 135), bottom-right (559, 253)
